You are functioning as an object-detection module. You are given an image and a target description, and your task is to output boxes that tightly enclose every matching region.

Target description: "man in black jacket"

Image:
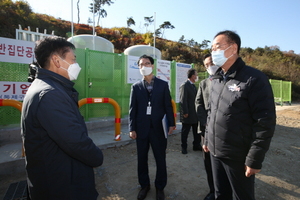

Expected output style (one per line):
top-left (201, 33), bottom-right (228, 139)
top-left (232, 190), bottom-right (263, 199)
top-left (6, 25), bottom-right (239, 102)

top-left (203, 30), bottom-right (276, 200)
top-left (21, 36), bottom-right (104, 200)
top-left (179, 68), bottom-right (201, 154)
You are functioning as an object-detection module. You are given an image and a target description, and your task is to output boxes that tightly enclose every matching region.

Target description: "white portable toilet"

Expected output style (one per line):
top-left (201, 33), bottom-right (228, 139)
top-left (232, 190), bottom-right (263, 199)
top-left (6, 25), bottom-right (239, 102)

top-left (124, 45), bottom-right (161, 59)
top-left (67, 34), bottom-right (114, 53)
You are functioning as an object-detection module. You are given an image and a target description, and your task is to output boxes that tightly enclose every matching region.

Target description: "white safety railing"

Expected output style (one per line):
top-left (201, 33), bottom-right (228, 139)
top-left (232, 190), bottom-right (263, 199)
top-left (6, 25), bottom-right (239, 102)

top-left (16, 25), bottom-right (55, 42)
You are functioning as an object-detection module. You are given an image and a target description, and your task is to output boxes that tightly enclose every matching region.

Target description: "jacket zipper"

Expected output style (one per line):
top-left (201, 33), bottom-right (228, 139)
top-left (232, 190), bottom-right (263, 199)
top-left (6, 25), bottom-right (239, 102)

top-left (213, 78), bottom-right (228, 156)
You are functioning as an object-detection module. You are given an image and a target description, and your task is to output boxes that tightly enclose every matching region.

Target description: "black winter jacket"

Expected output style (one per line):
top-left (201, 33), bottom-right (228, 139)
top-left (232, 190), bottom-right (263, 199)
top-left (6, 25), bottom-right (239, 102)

top-left (21, 68), bottom-right (103, 200)
top-left (205, 58), bottom-right (276, 169)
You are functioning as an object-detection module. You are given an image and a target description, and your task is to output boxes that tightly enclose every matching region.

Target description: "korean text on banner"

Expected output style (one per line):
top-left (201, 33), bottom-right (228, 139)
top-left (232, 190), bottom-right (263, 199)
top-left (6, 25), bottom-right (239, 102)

top-left (175, 63), bottom-right (192, 103)
top-left (0, 37), bottom-right (35, 64)
top-left (0, 81), bottom-right (31, 101)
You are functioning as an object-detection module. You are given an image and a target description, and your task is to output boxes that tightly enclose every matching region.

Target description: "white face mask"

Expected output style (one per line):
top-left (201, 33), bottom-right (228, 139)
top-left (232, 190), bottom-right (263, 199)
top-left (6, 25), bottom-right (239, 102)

top-left (60, 58), bottom-right (81, 81)
top-left (207, 65), bottom-right (219, 75)
top-left (195, 76), bottom-right (199, 82)
top-left (139, 66), bottom-right (153, 76)
top-left (211, 45), bottom-right (233, 67)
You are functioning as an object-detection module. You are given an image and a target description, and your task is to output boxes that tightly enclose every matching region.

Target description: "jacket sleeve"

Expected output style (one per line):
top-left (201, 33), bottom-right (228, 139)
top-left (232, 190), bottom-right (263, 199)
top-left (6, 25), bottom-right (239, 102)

top-left (37, 90), bottom-right (103, 167)
top-left (129, 84), bottom-right (137, 132)
top-left (204, 86), bottom-right (211, 146)
top-left (163, 82), bottom-right (175, 127)
top-left (179, 82), bottom-right (189, 115)
top-left (245, 73), bottom-right (276, 169)
top-left (195, 81), bottom-right (208, 127)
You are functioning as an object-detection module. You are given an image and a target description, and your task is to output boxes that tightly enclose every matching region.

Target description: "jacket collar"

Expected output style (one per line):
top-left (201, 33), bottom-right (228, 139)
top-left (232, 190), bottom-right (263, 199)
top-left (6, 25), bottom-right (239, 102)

top-left (138, 76), bottom-right (157, 100)
top-left (36, 67), bottom-right (75, 90)
top-left (211, 57), bottom-right (245, 80)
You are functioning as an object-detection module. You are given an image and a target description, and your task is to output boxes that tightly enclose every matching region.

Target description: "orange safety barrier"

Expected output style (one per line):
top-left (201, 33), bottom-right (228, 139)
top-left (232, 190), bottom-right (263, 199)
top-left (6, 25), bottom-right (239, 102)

top-left (0, 99), bottom-right (22, 112)
top-left (0, 99), bottom-right (25, 157)
top-left (171, 99), bottom-right (177, 128)
top-left (78, 98), bottom-right (121, 141)
top-left (1, 98), bottom-right (176, 156)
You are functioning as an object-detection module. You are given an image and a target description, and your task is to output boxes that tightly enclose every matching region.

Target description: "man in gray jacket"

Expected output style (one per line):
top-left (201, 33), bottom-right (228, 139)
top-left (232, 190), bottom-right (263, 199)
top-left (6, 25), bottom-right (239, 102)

top-left (179, 68), bottom-right (201, 154)
top-left (203, 30), bottom-right (276, 200)
top-left (195, 54), bottom-right (217, 200)
top-left (21, 36), bottom-right (103, 200)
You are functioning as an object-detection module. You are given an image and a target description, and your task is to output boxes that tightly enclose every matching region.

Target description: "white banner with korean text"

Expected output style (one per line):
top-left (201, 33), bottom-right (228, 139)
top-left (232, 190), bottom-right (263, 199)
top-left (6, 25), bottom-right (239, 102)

top-left (127, 55), bottom-right (142, 84)
top-left (175, 63), bottom-right (192, 103)
top-left (156, 59), bottom-right (171, 85)
top-left (0, 37), bottom-right (35, 64)
top-left (0, 81), bottom-right (31, 101)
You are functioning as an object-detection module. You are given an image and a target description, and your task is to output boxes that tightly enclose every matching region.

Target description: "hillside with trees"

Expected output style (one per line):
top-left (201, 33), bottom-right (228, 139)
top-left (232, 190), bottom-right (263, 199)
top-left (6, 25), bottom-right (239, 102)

top-left (0, 0), bottom-right (300, 100)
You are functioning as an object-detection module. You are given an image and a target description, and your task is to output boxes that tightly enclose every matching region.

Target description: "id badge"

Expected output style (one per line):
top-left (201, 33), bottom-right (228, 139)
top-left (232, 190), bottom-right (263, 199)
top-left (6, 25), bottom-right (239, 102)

top-left (146, 101), bottom-right (151, 115)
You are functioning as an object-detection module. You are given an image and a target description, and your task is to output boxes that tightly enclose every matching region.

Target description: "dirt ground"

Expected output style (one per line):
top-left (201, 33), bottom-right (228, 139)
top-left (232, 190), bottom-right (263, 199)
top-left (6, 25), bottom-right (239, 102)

top-left (1, 104), bottom-right (300, 200)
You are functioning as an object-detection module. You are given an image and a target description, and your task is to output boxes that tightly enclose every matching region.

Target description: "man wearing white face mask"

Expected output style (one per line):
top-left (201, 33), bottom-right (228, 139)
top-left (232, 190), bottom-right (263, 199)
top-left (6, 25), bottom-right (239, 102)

top-left (21, 36), bottom-right (103, 200)
top-left (195, 53), bottom-right (216, 200)
top-left (58, 55), bottom-right (81, 80)
top-left (204, 30), bottom-right (276, 200)
top-left (129, 54), bottom-right (175, 200)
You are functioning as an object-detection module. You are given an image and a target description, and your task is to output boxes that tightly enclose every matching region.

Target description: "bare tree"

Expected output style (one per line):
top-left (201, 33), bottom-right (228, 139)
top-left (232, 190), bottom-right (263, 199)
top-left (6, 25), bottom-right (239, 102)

top-left (178, 35), bottom-right (186, 43)
top-left (155, 28), bottom-right (161, 37)
top-left (89, 0), bottom-right (114, 26)
top-left (200, 39), bottom-right (211, 49)
top-left (159, 21), bottom-right (175, 38)
top-left (127, 17), bottom-right (135, 28)
top-left (144, 16), bottom-right (154, 32)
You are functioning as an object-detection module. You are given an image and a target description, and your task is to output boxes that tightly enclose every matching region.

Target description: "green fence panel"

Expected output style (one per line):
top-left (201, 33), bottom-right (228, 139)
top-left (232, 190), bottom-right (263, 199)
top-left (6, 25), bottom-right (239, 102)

top-left (270, 79), bottom-right (282, 103)
top-left (269, 79), bottom-right (292, 105)
top-left (74, 50), bottom-right (130, 121)
top-left (0, 62), bottom-right (28, 127)
top-left (282, 81), bottom-right (292, 103)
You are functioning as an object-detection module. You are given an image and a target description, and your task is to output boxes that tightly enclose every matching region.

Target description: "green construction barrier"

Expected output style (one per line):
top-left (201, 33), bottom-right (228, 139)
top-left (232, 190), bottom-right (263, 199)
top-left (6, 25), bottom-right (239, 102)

top-left (0, 50), bottom-right (292, 127)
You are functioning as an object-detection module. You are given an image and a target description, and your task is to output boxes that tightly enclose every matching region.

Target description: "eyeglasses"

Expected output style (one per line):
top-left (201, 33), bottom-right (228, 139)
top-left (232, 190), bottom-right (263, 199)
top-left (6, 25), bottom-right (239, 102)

top-left (138, 62), bottom-right (152, 67)
top-left (210, 43), bottom-right (232, 52)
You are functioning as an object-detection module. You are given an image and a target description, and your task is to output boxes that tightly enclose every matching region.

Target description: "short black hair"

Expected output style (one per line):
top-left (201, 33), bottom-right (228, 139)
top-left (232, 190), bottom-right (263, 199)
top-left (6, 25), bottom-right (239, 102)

top-left (187, 68), bottom-right (196, 79)
top-left (34, 36), bottom-right (75, 69)
top-left (137, 54), bottom-right (154, 65)
top-left (203, 53), bottom-right (211, 61)
top-left (214, 30), bottom-right (241, 54)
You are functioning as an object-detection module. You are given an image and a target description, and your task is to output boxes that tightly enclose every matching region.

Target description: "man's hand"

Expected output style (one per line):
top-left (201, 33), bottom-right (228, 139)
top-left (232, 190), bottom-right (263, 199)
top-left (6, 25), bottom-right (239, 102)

top-left (183, 114), bottom-right (188, 118)
top-left (245, 166), bottom-right (261, 177)
top-left (202, 145), bottom-right (209, 153)
top-left (129, 131), bottom-right (137, 140)
top-left (168, 126), bottom-right (176, 135)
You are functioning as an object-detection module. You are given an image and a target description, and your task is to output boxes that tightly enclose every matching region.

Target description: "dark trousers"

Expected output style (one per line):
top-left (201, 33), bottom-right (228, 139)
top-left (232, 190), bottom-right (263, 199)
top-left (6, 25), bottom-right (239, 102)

top-left (136, 127), bottom-right (167, 190)
top-left (202, 136), bottom-right (214, 194)
top-left (181, 123), bottom-right (200, 149)
top-left (210, 155), bottom-right (255, 200)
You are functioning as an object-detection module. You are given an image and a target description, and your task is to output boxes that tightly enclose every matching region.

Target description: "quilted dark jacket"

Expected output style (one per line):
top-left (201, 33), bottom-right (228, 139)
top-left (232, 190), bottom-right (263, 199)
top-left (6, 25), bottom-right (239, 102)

top-left (205, 57), bottom-right (276, 169)
top-left (21, 68), bottom-right (103, 200)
